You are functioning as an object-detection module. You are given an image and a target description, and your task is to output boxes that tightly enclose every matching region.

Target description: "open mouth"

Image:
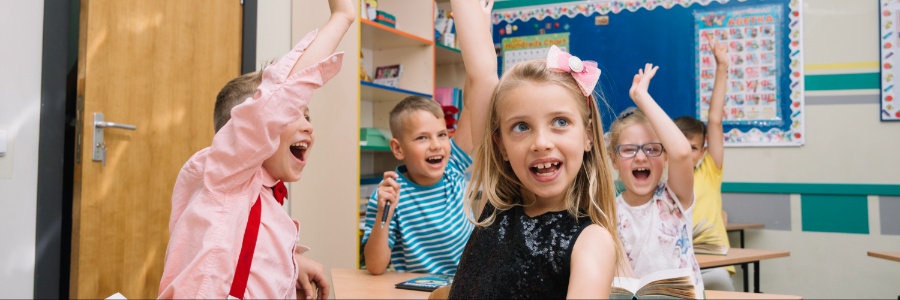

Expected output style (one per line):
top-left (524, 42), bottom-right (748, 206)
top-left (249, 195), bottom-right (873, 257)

top-left (632, 168), bottom-right (650, 181)
top-left (530, 161), bottom-right (561, 177)
top-left (290, 142), bottom-right (309, 161)
top-left (425, 155), bottom-right (444, 166)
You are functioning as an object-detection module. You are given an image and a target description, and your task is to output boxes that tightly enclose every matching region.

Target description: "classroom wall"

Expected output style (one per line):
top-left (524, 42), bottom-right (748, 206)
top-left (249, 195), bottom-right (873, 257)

top-left (0, 0), bottom-right (44, 298)
top-left (289, 0), bottom-right (362, 277)
top-left (719, 2), bottom-right (900, 295)
top-left (709, 0), bottom-right (900, 298)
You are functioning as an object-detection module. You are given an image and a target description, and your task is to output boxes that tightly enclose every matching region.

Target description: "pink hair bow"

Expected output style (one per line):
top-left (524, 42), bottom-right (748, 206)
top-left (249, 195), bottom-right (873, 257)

top-left (546, 45), bottom-right (601, 97)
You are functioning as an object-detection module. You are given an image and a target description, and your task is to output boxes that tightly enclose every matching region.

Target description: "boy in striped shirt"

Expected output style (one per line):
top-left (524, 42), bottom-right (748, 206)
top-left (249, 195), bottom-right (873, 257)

top-left (361, 94), bottom-right (486, 275)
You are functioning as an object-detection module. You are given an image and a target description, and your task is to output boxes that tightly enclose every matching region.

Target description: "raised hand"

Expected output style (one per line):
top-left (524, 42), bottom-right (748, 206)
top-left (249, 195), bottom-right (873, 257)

top-left (480, 0), bottom-right (495, 29)
top-left (629, 63), bottom-right (660, 102)
top-left (706, 33), bottom-right (728, 69)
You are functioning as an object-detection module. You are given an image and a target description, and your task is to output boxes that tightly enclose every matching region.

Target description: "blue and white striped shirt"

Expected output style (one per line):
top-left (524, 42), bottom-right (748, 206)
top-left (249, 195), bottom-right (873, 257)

top-left (361, 139), bottom-right (474, 275)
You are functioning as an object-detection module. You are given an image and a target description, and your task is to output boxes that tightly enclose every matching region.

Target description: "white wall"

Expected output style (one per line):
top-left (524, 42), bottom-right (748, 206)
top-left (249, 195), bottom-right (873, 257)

top-left (725, 0), bottom-right (900, 184)
top-left (0, 0), bottom-right (45, 298)
top-left (256, 0), bottom-right (292, 67)
top-left (724, 102), bottom-right (900, 184)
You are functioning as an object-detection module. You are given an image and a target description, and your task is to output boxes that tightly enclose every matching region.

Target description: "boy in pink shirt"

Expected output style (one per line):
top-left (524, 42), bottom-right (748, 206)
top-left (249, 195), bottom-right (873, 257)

top-left (158, 0), bottom-right (354, 298)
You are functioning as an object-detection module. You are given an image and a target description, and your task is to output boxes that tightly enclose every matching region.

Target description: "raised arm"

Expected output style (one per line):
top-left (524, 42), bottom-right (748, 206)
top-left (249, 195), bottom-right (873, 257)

top-left (203, 0), bottom-right (355, 193)
top-left (450, 0), bottom-right (498, 154)
top-left (629, 64), bottom-right (694, 208)
top-left (290, 0), bottom-right (356, 75)
top-left (706, 34), bottom-right (728, 170)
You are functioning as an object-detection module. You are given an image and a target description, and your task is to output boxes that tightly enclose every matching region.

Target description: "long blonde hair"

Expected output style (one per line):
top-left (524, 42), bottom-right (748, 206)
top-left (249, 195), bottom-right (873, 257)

top-left (465, 59), bottom-right (625, 268)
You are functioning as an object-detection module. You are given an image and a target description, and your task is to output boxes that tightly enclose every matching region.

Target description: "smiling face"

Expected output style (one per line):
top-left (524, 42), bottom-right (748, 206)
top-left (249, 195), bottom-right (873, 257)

top-left (495, 82), bottom-right (592, 206)
top-left (263, 106), bottom-right (314, 182)
top-left (390, 110), bottom-right (451, 186)
top-left (611, 122), bottom-right (667, 202)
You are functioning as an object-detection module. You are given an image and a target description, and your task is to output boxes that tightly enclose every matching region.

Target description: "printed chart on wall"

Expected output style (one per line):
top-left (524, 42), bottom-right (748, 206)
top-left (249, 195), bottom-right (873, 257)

top-left (502, 33), bottom-right (570, 74)
top-left (493, 0), bottom-right (804, 146)
top-left (881, 0), bottom-right (900, 121)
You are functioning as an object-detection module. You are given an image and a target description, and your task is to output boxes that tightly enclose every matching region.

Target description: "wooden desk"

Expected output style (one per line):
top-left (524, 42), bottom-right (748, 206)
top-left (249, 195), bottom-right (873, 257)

top-left (332, 268), bottom-right (426, 299)
top-left (725, 223), bottom-right (764, 248)
top-left (696, 248), bottom-right (790, 294)
top-left (330, 268), bottom-right (802, 299)
top-left (867, 251), bottom-right (900, 263)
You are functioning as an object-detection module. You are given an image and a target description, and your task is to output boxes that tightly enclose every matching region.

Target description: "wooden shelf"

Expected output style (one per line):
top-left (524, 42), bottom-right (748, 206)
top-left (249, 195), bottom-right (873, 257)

top-left (361, 19), bottom-right (433, 50)
top-left (436, 43), bottom-right (463, 65)
top-left (360, 80), bottom-right (432, 102)
top-left (360, 176), bottom-right (383, 185)
top-left (360, 145), bottom-right (391, 152)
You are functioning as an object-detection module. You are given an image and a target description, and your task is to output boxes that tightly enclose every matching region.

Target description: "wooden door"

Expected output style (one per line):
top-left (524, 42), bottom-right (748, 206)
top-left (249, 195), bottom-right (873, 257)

top-left (71, 0), bottom-right (242, 298)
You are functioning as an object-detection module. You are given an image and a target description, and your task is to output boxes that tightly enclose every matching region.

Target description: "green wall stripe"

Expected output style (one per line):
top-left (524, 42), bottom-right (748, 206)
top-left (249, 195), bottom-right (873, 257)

top-left (804, 73), bottom-right (880, 91)
top-left (801, 194), bottom-right (869, 234)
top-left (722, 182), bottom-right (900, 196)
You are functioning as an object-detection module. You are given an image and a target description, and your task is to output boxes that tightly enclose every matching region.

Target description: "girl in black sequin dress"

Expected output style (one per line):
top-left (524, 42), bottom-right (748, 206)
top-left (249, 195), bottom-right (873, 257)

top-left (447, 0), bottom-right (625, 298)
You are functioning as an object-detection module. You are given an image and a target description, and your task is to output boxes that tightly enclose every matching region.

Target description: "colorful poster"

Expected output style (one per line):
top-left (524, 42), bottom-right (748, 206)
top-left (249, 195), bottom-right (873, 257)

top-left (501, 33), bottom-right (570, 74)
top-left (881, 0), bottom-right (900, 121)
top-left (696, 5), bottom-right (782, 126)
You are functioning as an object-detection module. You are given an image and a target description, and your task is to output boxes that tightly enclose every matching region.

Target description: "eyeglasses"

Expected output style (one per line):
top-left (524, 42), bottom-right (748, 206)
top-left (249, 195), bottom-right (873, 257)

top-left (615, 143), bottom-right (665, 158)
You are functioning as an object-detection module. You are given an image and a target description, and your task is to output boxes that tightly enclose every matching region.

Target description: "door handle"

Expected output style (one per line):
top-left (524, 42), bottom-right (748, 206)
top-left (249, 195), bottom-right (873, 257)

top-left (95, 120), bottom-right (137, 130)
top-left (93, 112), bottom-right (137, 165)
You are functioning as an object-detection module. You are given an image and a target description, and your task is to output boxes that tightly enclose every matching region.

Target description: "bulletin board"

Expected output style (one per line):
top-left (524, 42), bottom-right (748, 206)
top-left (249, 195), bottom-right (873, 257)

top-left (492, 0), bottom-right (805, 147)
top-left (881, 0), bottom-right (900, 121)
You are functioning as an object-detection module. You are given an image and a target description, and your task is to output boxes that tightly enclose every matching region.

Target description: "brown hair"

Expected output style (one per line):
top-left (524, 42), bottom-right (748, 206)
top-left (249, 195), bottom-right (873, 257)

top-left (465, 59), bottom-right (625, 270)
top-left (673, 116), bottom-right (706, 140)
top-left (388, 96), bottom-right (444, 138)
top-left (213, 70), bottom-right (263, 132)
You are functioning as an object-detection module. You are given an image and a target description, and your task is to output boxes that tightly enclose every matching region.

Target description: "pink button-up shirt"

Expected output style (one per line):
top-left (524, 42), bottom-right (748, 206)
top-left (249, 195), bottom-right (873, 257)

top-left (158, 30), bottom-right (343, 299)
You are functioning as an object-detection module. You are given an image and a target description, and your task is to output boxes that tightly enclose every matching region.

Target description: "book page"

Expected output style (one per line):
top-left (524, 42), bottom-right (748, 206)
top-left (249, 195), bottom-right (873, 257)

top-left (611, 277), bottom-right (640, 294)
top-left (638, 268), bottom-right (693, 288)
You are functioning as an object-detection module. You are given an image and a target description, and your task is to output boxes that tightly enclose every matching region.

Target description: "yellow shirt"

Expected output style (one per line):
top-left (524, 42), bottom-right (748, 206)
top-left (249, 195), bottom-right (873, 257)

top-left (692, 153), bottom-right (734, 274)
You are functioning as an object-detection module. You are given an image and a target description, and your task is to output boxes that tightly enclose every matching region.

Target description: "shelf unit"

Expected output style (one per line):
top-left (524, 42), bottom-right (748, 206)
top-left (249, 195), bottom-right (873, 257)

top-left (356, 0), bottom-right (468, 268)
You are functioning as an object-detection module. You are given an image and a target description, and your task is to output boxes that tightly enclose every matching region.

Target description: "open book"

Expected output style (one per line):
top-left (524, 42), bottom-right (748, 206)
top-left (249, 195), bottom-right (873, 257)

top-left (395, 274), bottom-right (453, 292)
top-left (694, 243), bottom-right (728, 255)
top-left (610, 268), bottom-right (700, 299)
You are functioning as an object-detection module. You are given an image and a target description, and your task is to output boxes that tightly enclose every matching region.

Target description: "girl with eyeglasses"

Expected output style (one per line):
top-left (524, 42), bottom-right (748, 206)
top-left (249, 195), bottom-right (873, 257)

top-left (607, 64), bottom-right (705, 297)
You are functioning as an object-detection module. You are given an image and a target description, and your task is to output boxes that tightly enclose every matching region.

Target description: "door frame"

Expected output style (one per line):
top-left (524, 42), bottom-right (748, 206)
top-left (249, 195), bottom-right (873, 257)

top-left (33, 0), bottom-right (258, 298)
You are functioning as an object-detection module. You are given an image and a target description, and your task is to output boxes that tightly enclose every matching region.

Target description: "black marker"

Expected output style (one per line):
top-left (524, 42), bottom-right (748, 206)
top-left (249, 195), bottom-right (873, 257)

top-left (381, 201), bottom-right (391, 228)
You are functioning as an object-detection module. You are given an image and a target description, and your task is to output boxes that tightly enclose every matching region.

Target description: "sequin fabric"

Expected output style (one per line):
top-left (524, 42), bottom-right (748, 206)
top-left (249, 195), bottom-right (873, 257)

top-left (449, 203), bottom-right (592, 299)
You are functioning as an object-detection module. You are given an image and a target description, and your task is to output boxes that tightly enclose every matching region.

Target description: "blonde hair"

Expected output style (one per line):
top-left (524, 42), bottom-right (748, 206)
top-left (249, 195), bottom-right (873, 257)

top-left (465, 59), bottom-right (625, 269)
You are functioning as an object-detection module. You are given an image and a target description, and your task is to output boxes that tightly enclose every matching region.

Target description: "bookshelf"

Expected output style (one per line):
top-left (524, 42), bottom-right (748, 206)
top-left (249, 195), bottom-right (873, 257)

top-left (356, 0), bottom-right (468, 268)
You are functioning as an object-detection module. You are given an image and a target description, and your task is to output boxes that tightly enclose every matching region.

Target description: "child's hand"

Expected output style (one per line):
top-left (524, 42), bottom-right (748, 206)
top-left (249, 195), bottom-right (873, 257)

top-left (706, 33), bottom-right (729, 69)
top-left (377, 171), bottom-right (401, 216)
top-left (480, 0), bottom-right (495, 28)
top-left (294, 254), bottom-right (329, 299)
top-left (629, 63), bottom-right (660, 101)
top-left (328, 0), bottom-right (355, 21)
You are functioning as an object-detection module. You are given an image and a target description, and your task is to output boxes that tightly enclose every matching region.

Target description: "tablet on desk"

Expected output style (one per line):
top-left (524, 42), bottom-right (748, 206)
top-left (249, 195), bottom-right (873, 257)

top-left (395, 274), bottom-right (453, 292)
